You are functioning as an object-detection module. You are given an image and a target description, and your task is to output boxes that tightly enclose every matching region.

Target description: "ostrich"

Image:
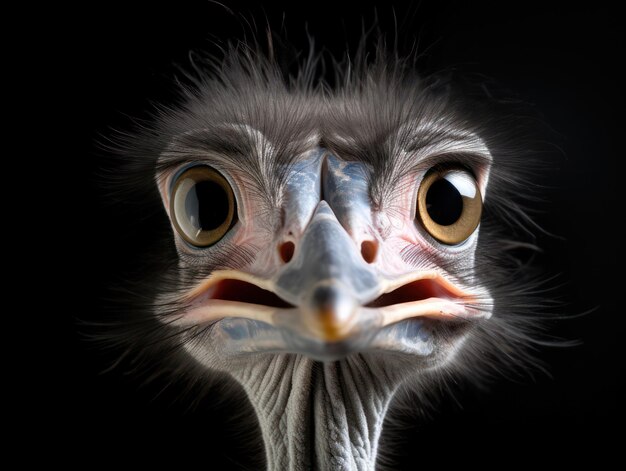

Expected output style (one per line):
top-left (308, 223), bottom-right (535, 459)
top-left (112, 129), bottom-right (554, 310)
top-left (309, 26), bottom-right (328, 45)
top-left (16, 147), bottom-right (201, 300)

top-left (104, 38), bottom-right (543, 470)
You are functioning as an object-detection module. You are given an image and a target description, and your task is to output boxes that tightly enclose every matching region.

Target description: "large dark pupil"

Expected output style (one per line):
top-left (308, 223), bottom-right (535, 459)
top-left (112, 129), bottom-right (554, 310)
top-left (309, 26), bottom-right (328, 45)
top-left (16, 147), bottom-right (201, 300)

top-left (426, 178), bottom-right (463, 226)
top-left (186, 180), bottom-right (229, 231)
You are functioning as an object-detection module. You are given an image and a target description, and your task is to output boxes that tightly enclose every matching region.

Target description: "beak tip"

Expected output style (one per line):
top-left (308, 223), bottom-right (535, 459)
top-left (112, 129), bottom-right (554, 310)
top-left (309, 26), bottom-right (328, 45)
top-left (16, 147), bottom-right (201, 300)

top-left (315, 307), bottom-right (358, 341)
top-left (303, 280), bottom-right (359, 342)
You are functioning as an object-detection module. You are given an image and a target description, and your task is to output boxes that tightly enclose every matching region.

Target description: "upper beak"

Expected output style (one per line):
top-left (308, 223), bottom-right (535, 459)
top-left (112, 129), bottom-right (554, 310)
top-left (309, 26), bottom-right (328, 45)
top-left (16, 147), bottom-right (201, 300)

top-left (273, 201), bottom-right (379, 341)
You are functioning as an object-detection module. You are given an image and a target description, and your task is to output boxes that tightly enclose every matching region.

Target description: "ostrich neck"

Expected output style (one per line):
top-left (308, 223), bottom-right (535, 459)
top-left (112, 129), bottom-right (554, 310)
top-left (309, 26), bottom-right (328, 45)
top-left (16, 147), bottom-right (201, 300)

top-left (233, 354), bottom-right (397, 471)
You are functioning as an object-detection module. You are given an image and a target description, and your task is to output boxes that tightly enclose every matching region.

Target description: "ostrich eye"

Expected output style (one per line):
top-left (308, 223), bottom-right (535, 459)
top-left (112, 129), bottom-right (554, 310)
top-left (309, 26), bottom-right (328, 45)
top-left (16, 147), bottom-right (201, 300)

top-left (170, 166), bottom-right (237, 247)
top-left (416, 167), bottom-right (482, 245)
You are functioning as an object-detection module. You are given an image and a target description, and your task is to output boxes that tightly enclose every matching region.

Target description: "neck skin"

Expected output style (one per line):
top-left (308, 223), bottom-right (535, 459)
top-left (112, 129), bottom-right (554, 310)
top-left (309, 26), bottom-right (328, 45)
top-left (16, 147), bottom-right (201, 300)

top-left (232, 354), bottom-right (398, 471)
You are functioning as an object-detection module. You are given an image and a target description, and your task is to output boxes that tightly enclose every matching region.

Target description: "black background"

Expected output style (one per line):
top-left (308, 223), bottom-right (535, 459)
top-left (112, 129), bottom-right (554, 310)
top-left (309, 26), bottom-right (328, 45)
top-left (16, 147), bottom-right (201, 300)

top-left (55, 1), bottom-right (622, 468)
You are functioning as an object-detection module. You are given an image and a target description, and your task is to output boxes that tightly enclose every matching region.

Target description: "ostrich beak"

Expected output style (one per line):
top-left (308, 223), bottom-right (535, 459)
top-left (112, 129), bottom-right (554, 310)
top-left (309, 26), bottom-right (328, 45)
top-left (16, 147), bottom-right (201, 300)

top-left (273, 201), bottom-right (379, 342)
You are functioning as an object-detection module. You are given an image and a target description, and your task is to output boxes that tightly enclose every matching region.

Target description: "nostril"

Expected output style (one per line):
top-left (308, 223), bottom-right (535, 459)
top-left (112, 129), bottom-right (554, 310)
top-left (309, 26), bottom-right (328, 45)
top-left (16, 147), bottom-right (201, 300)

top-left (360, 240), bottom-right (378, 264)
top-left (279, 241), bottom-right (295, 263)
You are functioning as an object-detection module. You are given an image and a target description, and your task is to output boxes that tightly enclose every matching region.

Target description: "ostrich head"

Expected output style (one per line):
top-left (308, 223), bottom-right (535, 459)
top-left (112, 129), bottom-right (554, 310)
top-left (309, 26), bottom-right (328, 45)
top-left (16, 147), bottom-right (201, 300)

top-left (106, 40), bottom-right (542, 470)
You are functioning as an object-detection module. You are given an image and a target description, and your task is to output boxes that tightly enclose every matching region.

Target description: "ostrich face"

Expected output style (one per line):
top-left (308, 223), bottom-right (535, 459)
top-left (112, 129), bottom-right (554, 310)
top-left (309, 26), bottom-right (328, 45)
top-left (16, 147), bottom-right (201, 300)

top-left (155, 100), bottom-right (493, 368)
top-left (109, 45), bottom-right (546, 470)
